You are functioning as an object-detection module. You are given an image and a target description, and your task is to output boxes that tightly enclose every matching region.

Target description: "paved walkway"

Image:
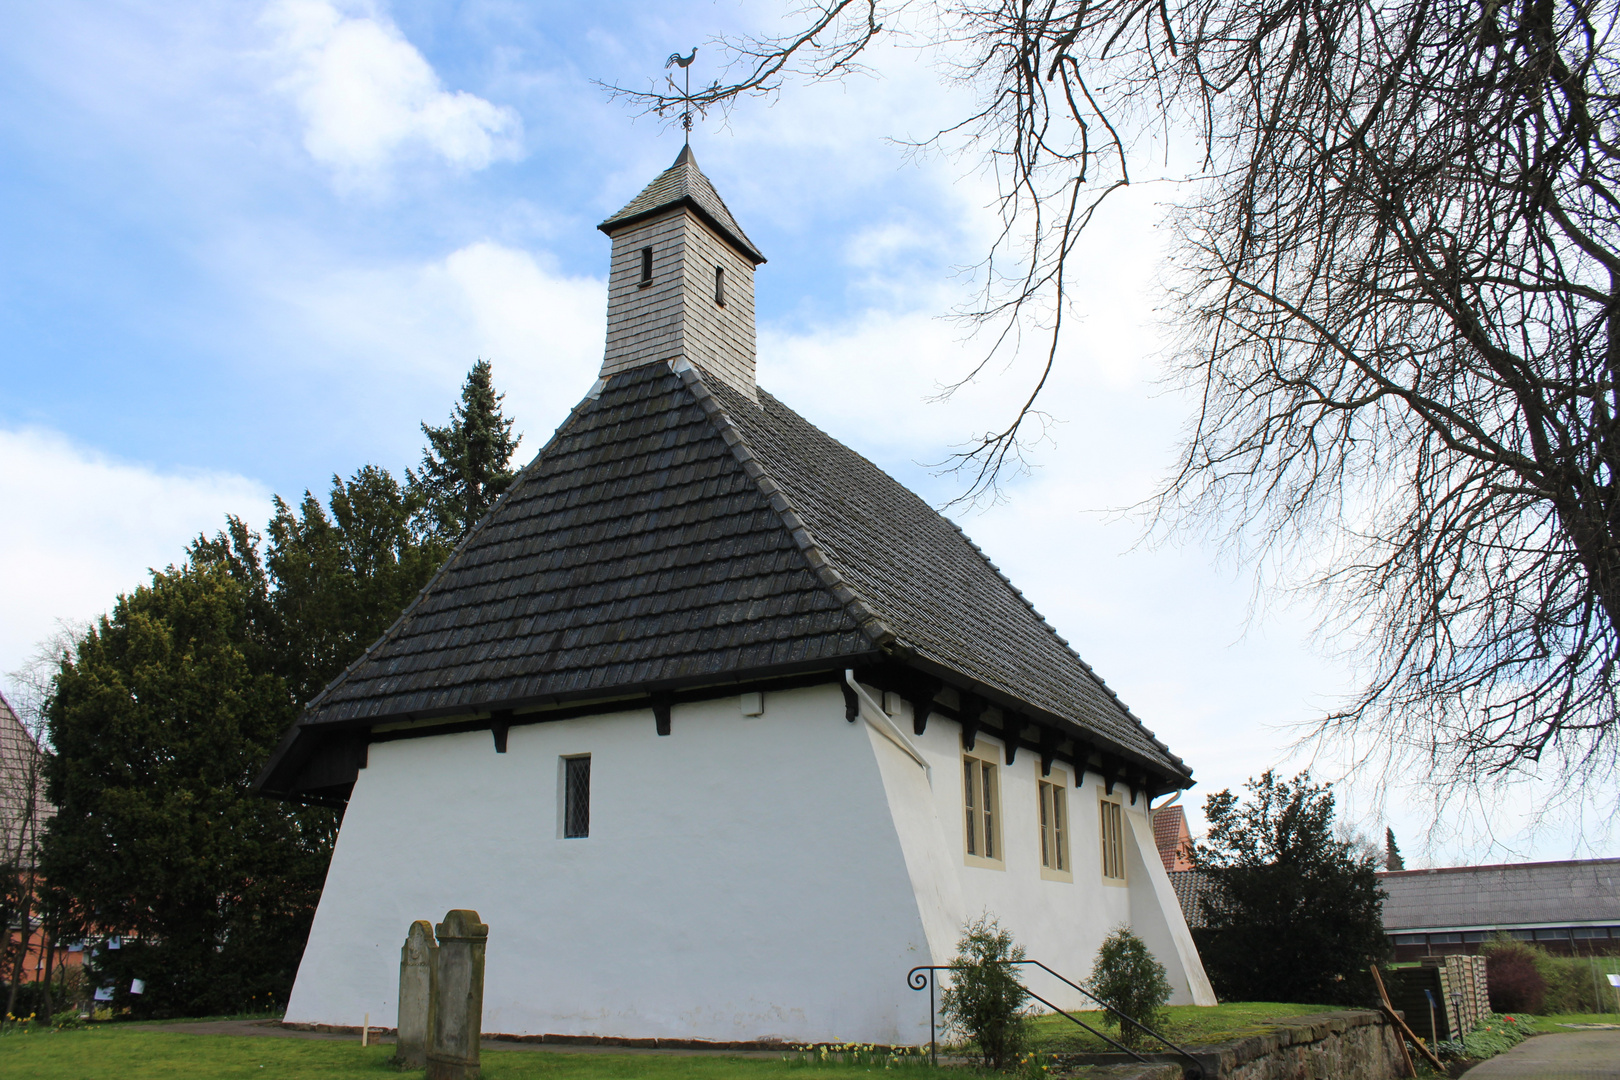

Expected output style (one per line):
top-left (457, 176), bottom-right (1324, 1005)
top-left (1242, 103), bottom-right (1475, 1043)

top-left (1466, 1030), bottom-right (1620, 1079)
top-left (142, 1019), bottom-right (790, 1057)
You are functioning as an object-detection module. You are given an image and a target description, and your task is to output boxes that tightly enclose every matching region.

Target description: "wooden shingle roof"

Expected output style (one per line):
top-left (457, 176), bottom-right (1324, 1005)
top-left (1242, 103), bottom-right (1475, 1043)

top-left (257, 361), bottom-right (1191, 801)
top-left (599, 145), bottom-right (765, 264)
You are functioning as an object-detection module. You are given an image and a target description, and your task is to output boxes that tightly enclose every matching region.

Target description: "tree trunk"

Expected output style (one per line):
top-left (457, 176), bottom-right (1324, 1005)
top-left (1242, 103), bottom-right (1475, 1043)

top-left (39, 937), bottom-right (54, 1022)
top-left (4, 869), bottom-right (34, 1023)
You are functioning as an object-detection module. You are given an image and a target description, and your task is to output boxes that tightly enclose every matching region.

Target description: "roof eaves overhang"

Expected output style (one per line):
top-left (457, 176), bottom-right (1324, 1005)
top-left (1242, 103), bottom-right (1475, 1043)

top-left (598, 198), bottom-right (767, 266)
top-left (857, 651), bottom-right (1195, 793)
top-left (253, 649), bottom-right (887, 804)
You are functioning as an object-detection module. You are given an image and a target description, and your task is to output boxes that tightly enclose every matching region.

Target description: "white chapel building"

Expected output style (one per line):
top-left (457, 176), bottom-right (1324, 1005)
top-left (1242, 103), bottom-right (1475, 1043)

top-left (258, 147), bottom-right (1216, 1045)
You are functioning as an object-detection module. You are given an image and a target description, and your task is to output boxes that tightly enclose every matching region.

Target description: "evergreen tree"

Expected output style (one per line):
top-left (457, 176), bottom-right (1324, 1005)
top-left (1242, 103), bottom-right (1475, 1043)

top-left (1190, 771), bottom-right (1388, 1005)
top-left (408, 360), bottom-right (521, 542)
top-left (265, 466), bottom-right (449, 706)
top-left (36, 378), bottom-right (494, 1017)
top-left (1384, 827), bottom-right (1405, 872)
top-left (39, 543), bottom-right (336, 1018)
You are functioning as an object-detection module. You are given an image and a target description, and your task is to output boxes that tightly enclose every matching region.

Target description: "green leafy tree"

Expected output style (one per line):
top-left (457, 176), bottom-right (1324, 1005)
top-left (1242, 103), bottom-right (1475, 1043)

top-left (38, 549), bottom-right (336, 1018)
top-left (1087, 926), bottom-right (1171, 1050)
top-left (941, 915), bottom-right (1030, 1069)
top-left (265, 465), bottom-right (449, 706)
top-left (409, 360), bottom-right (521, 542)
top-left (1191, 771), bottom-right (1387, 1005)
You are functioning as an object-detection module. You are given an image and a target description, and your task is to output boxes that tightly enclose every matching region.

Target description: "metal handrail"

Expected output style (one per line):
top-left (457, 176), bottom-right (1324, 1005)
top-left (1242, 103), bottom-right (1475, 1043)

top-left (906, 960), bottom-right (1204, 1080)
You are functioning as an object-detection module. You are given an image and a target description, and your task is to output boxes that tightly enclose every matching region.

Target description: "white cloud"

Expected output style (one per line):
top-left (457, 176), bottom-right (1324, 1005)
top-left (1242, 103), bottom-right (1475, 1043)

top-left (258, 239), bottom-right (605, 461)
top-left (0, 428), bottom-right (271, 686)
top-left (263, 0), bottom-right (521, 181)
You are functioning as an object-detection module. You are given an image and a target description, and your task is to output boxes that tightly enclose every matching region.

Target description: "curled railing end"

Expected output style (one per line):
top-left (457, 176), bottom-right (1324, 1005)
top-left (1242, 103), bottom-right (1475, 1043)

top-left (906, 967), bottom-right (931, 991)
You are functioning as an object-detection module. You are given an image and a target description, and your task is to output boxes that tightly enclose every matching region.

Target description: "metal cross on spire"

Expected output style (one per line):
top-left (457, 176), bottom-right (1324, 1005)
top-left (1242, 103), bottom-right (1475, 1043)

top-left (664, 47), bottom-right (701, 144)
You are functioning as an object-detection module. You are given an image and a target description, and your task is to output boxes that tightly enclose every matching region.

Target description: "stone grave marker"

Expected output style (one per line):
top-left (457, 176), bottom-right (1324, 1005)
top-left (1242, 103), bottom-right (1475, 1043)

top-left (393, 920), bottom-right (435, 1068)
top-left (426, 909), bottom-right (488, 1080)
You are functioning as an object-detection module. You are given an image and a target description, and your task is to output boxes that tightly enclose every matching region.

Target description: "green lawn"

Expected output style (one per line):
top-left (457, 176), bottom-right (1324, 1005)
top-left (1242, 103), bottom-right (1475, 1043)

top-left (0, 1005), bottom-right (1359, 1079)
top-left (0, 1029), bottom-right (956, 1080)
top-left (1536, 1013), bottom-right (1620, 1028)
top-left (1024, 1002), bottom-right (1349, 1053)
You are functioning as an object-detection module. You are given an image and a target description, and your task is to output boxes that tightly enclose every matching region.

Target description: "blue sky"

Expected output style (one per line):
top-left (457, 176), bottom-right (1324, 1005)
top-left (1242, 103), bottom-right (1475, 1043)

top-left (2, 0), bottom-right (1610, 863)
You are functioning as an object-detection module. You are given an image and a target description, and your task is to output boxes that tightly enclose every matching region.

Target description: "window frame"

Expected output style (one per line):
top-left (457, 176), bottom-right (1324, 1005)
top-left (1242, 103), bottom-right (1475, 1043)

top-left (714, 264), bottom-right (726, 306)
top-left (961, 749), bottom-right (1005, 869)
top-left (560, 754), bottom-right (591, 839)
top-left (1098, 790), bottom-right (1127, 884)
top-left (1037, 765), bottom-right (1073, 882)
top-left (639, 247), bottom-right (653, 286)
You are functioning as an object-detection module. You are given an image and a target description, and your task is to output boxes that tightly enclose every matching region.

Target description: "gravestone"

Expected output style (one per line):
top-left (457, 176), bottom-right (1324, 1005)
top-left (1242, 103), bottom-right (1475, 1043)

top-left (393, 920), bottom-right (435, 1069)
top-left (426, 909), bottom-right (488, 1080)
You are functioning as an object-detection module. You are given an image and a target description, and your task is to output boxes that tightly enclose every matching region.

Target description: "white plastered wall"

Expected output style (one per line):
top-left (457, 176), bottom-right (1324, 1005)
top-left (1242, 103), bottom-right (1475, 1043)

top-left (286, 682), bottom-right (1215, 1043)
top-left (285, 685), bottom-right (936, 1044)
top-left (858, 687), bottom-right (1217, 1010)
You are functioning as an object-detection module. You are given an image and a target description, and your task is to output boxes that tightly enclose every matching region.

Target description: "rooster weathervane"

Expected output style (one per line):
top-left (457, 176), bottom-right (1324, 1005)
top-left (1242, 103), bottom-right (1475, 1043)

top-left (663, 47), bottom-right (710, 144)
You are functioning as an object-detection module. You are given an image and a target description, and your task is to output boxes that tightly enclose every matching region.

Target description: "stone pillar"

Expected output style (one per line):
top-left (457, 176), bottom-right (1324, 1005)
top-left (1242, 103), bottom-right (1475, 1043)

top-left (426, 909), bottom-right (488, 1080)
top-left (393, 920), bottom-right (435, 1069)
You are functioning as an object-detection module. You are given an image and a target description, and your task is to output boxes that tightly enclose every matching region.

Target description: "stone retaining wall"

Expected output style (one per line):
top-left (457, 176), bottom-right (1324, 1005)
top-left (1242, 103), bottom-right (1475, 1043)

top-left (1203, 1010), bottom-right (1402, 1080)
top-left (1064, 1009), bottom-right (1404, 1080)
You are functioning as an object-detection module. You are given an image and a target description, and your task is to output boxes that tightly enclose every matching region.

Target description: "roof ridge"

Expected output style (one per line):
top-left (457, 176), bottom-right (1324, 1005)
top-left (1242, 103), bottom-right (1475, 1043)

top-left (672, 359), bottom-right (898, 652)
top-left (296, 388), bottom-right (608, 717)
top-left (937, 517), bottom-right (1186, 770)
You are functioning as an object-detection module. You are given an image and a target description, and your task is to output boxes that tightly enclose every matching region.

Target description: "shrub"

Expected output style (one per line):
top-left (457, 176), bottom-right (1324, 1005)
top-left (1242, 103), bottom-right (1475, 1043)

top-left (1477, 938), bottom-right (1612, 1014)
top-left (1483, 943), bottom-right (1546, 1014)
top-left (1435, 1013), bottom-right (1537, 1062)
top-left (1087, 926), bottom-right (1172, 1050)
top-left (941, 915), bottom-right (1030, 1069)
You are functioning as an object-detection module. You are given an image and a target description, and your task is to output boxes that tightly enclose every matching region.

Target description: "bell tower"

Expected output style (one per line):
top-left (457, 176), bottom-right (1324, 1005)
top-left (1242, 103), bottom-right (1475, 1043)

top-left (597, 146), bottom-right (766, 401)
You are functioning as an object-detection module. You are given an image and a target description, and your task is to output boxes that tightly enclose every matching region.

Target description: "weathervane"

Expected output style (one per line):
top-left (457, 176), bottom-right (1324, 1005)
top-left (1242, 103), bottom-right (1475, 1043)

top-left (663, 47), bottom-right (706, 144)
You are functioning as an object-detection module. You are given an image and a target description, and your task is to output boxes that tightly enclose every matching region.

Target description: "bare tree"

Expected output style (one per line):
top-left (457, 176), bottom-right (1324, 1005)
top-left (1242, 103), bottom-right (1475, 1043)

top-left (605, 0), bottom-right (1620, 794)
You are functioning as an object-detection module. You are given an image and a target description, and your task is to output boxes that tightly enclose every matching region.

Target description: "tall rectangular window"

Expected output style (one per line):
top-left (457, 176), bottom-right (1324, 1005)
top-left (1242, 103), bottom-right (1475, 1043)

top-left (1039, 773), bottom-right (1070, 878)
top-left (563, 755), bottom-right (591, 838)
top-left (962, 752), bottom-right (1002, 866)
top-left (639, 247), bottom-right (653, 285)
top-left (1100, 797), bottom-right (1125, 881)
top-left (714, 265), bottom-right (726, 306)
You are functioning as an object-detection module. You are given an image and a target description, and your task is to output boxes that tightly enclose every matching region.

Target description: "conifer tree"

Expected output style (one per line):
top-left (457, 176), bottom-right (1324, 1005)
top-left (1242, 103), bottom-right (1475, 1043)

top-left (1384, 827), bottom-right (1404, 872)
top-left (409, 360), bottom-right (521, 543)
top-left (265, 466), bottom-right (449, 706)
top-left (1191, 771), bottom-right (1388, 1004)
top-left (40, 542), bottom-right (334, 1018)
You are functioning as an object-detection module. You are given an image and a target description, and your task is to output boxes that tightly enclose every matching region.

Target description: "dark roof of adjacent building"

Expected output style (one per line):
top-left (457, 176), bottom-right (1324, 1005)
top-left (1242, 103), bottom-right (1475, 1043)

top-left (257, 362), bottom-right (1191, 802)
top-left (1168, 869), bottom-right (1221, 929)
top-left (599, 145), bottom-right (765, 265)
top-left (1379, 858), bottom-right (1620, 931)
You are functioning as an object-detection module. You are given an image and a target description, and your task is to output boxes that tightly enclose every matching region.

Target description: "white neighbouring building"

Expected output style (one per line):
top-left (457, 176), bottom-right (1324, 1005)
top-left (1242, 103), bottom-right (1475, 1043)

top-left (259, 147), bottom-right (1217, 1045)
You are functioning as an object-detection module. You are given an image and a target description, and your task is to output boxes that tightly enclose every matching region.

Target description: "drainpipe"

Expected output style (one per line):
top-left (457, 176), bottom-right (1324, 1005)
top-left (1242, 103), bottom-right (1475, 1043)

top-left (1146, 789), bottom-right (1181, 826)
top-left (844, 670), bottom-right (931, 776)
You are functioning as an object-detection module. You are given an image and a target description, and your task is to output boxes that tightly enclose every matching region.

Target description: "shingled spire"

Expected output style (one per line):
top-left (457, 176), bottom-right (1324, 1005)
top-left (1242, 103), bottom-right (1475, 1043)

top-left (598, 147), bottom-right (765, 400)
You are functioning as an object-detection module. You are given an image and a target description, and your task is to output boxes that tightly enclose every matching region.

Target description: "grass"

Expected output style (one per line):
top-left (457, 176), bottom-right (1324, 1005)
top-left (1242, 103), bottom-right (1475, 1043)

top-left (0, 1029), bottom-right (965, 1080)
top-left (1024, 1001), bottom-right (1349, 1053)
top-left (1537, 1012), bottom-right (1620, 1028)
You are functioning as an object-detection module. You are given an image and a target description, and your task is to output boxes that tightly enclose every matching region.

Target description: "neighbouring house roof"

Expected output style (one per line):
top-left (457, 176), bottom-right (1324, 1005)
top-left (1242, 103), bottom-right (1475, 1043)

top-left (1153, 804), bottom-right (1193, 873)
top-left (599, 145), bottom-right (765, 265)
top-left (1169, 869), bottom-right (1220, 929)
top-left (0, 692), bottom-right (51, 866)
top-left (258, 362), bottom-right (1192, 803)
top-left (1378, 858), bottom-right (1620, 932)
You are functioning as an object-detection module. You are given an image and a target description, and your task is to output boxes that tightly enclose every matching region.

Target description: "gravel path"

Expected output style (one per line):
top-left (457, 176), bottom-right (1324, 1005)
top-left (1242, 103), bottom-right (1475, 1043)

top-left (1464, 1030), bottom-right (1620, 1079)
